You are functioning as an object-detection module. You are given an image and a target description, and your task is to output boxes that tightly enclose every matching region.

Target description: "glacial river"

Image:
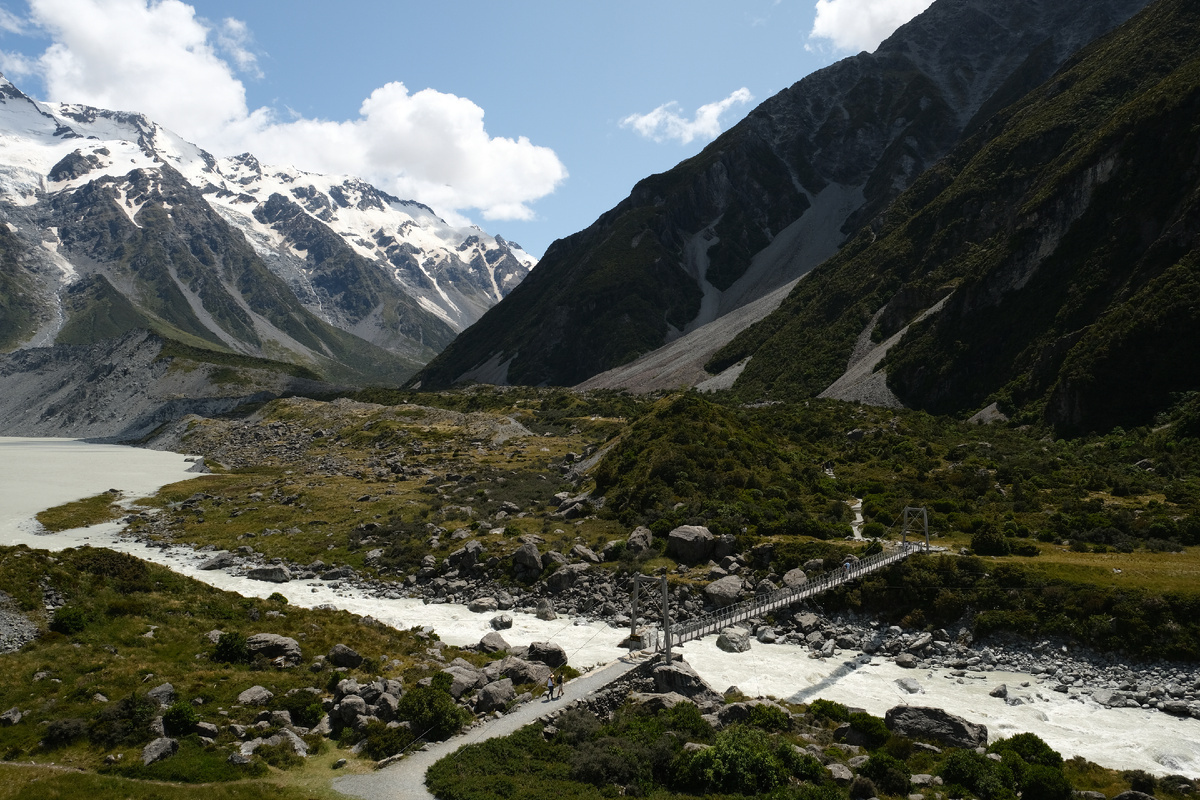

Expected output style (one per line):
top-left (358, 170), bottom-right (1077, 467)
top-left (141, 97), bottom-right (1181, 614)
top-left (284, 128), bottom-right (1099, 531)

top-left (1, 437), bottom-right (1198, 777)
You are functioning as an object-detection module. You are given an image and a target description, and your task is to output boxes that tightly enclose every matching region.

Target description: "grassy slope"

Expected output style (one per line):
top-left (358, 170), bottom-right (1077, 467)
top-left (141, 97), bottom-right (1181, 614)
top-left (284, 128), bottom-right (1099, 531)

top-left (715, 0), bottom-right (1200, 434)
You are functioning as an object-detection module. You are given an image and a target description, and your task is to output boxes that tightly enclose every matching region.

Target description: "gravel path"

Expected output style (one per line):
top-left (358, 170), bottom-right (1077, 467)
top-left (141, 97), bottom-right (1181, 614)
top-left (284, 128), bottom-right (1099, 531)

top-left (332, 655), bottom-right (644, 800)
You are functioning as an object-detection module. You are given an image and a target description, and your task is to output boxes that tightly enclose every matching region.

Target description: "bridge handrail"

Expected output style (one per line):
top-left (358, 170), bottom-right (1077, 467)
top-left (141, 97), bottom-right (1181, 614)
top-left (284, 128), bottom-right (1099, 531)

top-left (669, 541), bottom-right (922, 645)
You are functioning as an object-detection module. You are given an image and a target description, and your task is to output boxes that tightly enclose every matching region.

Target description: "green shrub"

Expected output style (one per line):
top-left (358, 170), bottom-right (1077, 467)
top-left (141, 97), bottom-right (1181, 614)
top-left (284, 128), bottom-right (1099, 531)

top-left (861, 752), bottom-right (911, 795)
top-left (675, 725), bottom-right (798, 795)
top-left (940, 749), bottom-right (1015, 800)
top-left (267, 592), bottom-right (289, 604)
top-left (990, 732), bottom-right (1063, 769)
top-left (849, 775), bottom-right (878, 799)
top-left (1021, 764), bottom-right (1074, 800)
top-left (213, 631), bottom-right (250, 664)
top-left (271, 692), bottom-right (324, 729)
top-left (89, 692), bottom-right (158, 747)
top-left (43, 717), bottom-right (87, 748)
top-left (808, 699), bottom-right (849, 723)
top-left (749, 703), bottom-right (792, 732)
top-left (162, 701), bottom-right (199, 736)
top-left (256, 739), bottom-right (304, 770)
top-left (848, 711), bottom-right (890, 750)
top-left (106, 736), bottom-right (268, 781)
top-left (49, 605), bottom-right (89, 634)
top-left (361, 719), bottom-right (416, 761)
top-left (396, 672), bottom-right (469, 741)
top-left (972, 526), bottom-right (1012, 556)
top-left (572, 736), bottom-right (650, 787)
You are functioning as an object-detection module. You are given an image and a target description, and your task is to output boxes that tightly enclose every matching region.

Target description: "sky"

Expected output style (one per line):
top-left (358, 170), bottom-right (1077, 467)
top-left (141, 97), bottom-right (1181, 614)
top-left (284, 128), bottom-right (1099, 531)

top-left (0, 0), bottom-right (934, 257)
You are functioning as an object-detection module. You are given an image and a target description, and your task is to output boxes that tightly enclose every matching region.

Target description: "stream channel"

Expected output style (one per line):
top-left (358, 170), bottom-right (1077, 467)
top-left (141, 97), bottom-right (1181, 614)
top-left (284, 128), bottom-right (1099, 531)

top-left (1, 437), bottom-right (1198, 778)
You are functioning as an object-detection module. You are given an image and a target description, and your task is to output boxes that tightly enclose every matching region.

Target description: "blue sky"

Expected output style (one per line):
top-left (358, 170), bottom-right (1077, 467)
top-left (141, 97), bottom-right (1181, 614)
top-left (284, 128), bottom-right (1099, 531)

top-left (0, 0), bottom-right (933, 256)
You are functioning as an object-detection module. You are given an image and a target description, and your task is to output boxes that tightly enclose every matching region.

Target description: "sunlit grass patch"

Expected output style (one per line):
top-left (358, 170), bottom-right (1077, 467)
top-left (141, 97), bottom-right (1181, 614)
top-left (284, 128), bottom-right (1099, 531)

top-left (35, 492), bottom-right (123, 532)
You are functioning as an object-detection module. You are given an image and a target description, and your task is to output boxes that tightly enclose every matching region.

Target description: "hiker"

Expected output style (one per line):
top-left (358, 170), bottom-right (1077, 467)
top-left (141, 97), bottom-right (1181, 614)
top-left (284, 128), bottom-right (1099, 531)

top-left (546, 673), bottom-right (554, 700)
top-left (555, 672), bottom-right (564, 699)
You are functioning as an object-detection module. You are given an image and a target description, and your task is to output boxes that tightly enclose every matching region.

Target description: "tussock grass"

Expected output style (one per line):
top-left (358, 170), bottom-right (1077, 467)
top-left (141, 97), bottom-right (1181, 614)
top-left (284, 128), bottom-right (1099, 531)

top-left (36, 492), bottom-right (123, 533)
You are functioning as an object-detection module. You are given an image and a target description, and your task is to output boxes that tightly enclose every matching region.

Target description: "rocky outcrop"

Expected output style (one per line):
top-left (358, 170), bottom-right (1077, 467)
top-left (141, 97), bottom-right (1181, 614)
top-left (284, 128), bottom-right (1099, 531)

top-left (884, 706), bottom-right (988, 749)
top-left (246, 633), bottom-right (302, 667)
top-left (666, 526), bottom-right (715, 564)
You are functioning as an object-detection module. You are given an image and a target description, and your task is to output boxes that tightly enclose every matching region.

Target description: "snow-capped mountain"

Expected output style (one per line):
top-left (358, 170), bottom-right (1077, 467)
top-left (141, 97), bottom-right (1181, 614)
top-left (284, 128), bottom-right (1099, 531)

top-left (0, 75), bottom-right (534, 375)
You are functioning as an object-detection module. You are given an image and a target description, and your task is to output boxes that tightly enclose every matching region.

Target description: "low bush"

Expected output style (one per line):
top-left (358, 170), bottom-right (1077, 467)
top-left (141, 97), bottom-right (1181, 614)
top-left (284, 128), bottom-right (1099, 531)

top-left (162, 701), bottom-right (199, 736)
top-left (848, 711), bottom-right (890, 750)
top-left (807, 699), bottom-right (849, 723)
top-left (43, 717), bottom-right (87, 749)
top-left (212, 631), bottom-right (250, 664)
top-left (89, 692), bottom-right (158, 747)
top-left (861, 752), bottom-right (911, 795)
top-left (49, 605), bottom-right (89, 635)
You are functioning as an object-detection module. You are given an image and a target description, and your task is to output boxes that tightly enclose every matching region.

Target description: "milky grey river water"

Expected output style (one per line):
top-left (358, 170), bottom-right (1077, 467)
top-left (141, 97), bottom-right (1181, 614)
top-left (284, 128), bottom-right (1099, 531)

top-left (1, 437), bottom-right (1198, 777)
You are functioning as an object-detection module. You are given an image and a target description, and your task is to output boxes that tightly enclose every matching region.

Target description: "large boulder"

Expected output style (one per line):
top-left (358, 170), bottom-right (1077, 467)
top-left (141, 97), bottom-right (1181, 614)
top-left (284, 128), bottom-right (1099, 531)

top-left (199, 551), bottom-right (237, 570)
top-left (651, 661), bottom-right (721, 705)
top-left (705, 575), bottom-right (744, 608)
top-left (237, 685), bottom-right (274, 706)
top-left (716, 627), bottom-right (752, 653)
top-left (627, 526), bottom-right (654, 555)
top-left (512, 543), bottom-right (543, 579)
top-left (246, 633), bottom-right (302, 666)
top-left (475, 679), bottom-right (516, 713)
top-left (327, 643), bottom-right (363, 669)
top-left (884, 706), bottom-right (988, 749)
top-left (493, 655), bottom-right (552, 687)
top-left (142, 737), bottom-right (178, 765)
top-left (247, 565), bottom-right (291, 583)
top-left (528, 641), bottom-right (568, 668)
top-left (469, 597), bottom-right (499, 613)
top-left (782, 568), bottom-right (808, 588)
top-left (667, 526), bottom-right (715, 564)
top-left (479, 632), bottom-right (510, 653)
top-left (547, 563), bottom-right (589, 593)
top-left (535, 599), bottom-right (557, 621)
top-left (490, 613), bottom-right (513, 630)
top-left (146, 683), bottom-right (176, 708)
top-left (442, 665), bottom-right (484, 699)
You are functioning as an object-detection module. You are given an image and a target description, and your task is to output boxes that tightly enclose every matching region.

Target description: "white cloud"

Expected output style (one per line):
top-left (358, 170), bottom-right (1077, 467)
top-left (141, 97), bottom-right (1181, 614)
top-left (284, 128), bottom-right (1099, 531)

top-left (8, 0), bottom-right (566, 222)
top-left (215, 17), bottom-right (261, 78)
top-left (809, 0), bottom-right (935, 53)
top-left (621, 88), bottom-right (754, 146)
top-left (0, 7), bottom-right (29, 34)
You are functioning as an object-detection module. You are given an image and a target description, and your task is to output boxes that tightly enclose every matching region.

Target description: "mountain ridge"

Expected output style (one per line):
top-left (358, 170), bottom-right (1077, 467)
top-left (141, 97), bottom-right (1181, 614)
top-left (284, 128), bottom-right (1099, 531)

top-left (410, 0), bottom-right (1152, 391)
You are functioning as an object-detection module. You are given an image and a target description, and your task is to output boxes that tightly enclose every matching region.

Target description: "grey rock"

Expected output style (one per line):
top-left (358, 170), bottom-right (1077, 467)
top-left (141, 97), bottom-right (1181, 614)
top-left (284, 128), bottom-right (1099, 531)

top-left (989, 684), bottom-right (1008, 699)
top-left (794, 612), bottom-right (821, 633)
top-left (667, 525), bottom-right (715, 564)
top-left (475, 679), bottom-right (516, 713)
top-left (896, 678), bottom-right (924, 694)
top-left (535, 598), bottom-right (557, 620)
top-left (627, 526), bottom-right (654, 555)
top-left (629, 692), bottom-right (693, 713)
top-left (0, 707), bottom-right (21, 726)
top-left (469, 596), bottom-right (499, 613)
top-left (782, 568), bottom-right (808, 588)
top-left (227, 751), bottom-right (253, 765)
top-left (705, 575), bottom-right (744, 608)
top-left (528, 641), bottom-right (568, 668)
top-left (829, 763), bottom-right (854, 784)
top-left (338, 695), bottom-right (368, 722)
top-left (247, 565), bottom-right (291, 583)
top-left (480, 632), bottom-right (510, 653)
top-left (885, 706), bottom-right (987, 749)
top-left (651, 661), bottom-right (721, 704)
top-left (896, 652), bottom-right (918, 668)
top-left (147, 683), bottom-right (176, 708)
top-left (490, 613), bottom-right (513, 630)
top-left (194, 721), bottom-right (219, 738)
top-left (199, 551), bottom-right (237, 570)
top-left (246, 633), bottom-right (302, 666)
top-left (716, 627), bottom-right (752, 653)
top-left (237, 685), bottom-right (274, 706)
top-left (142, 737), bottom-right (178, 766)
top-left (328, 643), bottom-right (363, 669)
top-left (442, 665), bottom-right (484, 699)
